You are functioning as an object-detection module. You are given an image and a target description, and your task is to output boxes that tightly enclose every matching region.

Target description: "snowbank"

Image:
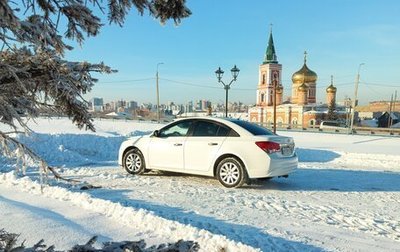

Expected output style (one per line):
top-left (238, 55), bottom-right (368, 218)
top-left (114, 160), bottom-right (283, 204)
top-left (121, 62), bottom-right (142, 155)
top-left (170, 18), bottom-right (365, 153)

top-left (0, 171), bottom-right (257, 251)
top-left (1, 117), bottom-right (400, 251)
top-left (17, 133), bottom-right (125, 167)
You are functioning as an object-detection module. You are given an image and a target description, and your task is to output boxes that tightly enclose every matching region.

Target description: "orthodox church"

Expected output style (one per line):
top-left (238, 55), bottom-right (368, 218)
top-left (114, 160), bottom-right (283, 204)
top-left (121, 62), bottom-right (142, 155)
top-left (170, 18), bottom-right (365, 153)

top-left (249, 29), bottom-right (341, 128)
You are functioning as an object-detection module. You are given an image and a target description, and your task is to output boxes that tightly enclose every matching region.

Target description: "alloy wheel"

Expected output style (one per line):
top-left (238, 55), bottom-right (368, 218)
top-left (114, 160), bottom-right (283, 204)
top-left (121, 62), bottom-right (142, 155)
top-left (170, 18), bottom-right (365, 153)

top-left (219, 162), bottom-right (240, 185)
top-left (125, 153), bottom-right (142, 173)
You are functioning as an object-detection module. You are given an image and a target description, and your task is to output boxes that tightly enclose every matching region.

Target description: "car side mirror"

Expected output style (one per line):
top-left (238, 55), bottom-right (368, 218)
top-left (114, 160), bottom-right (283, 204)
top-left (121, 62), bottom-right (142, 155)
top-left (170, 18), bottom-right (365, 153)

top-left (153, 130), bottom-right (160, 137)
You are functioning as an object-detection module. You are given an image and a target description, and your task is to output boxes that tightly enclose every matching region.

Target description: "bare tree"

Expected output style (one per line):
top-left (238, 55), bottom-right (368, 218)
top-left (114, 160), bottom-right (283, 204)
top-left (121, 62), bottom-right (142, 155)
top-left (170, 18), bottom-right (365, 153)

top-left (0, 0), bottom-right (191, 178)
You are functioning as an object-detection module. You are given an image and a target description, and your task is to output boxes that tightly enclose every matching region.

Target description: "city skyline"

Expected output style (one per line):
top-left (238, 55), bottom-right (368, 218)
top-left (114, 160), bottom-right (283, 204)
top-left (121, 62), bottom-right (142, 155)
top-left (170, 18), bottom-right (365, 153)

top-left (65, 1), bottom-right (400, 106)
top-left (89, 97), bottom-right (248, 109)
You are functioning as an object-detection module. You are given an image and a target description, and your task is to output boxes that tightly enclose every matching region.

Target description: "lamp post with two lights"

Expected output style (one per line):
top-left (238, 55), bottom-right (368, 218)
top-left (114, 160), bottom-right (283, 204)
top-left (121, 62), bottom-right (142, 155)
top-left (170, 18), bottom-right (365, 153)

top-left (215, 65), bottom-right (240, 117)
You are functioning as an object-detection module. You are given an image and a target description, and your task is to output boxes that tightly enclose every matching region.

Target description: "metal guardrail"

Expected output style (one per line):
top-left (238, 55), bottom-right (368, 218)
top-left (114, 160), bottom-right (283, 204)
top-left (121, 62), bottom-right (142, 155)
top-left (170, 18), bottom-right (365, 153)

top-left (351, 126), bottom-right (400, 136)
top-left (256, 123), bottom-right (400, 137)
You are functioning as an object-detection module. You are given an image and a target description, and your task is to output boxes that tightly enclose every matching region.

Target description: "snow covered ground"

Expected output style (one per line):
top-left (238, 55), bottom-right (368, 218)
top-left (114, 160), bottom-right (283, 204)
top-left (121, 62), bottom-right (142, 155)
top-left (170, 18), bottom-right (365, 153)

top-left (1, 117), bottom-right (399, 251)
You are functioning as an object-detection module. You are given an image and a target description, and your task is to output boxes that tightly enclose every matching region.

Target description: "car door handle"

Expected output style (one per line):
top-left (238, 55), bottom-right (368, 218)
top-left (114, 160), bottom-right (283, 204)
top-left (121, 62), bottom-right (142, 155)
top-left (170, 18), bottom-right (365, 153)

top-left (208, 142), bottom-right (218, 146)
top-left (174, 143), bottom-right (183, 146)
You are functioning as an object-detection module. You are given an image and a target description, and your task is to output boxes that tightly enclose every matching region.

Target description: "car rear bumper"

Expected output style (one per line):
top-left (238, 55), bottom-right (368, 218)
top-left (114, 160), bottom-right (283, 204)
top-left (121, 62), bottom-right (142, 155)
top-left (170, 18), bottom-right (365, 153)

top-left (249, 153), bottom-right (298, 178)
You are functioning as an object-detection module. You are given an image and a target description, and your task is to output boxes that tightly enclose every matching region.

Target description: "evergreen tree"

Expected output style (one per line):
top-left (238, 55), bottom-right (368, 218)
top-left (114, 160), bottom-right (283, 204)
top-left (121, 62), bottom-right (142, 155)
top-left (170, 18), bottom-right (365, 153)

top-left (0, 0), bottom-right (191, 176)
top-left (326, 99), bottom-right (338, 121)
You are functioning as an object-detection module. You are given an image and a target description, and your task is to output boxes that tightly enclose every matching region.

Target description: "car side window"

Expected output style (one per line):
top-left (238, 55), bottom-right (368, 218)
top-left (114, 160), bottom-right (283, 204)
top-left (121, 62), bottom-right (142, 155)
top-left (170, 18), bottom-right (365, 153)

top-left (159, 121), bottom-right (192, 137)
top-left (192, 121), bottom-right (232, 137)
top-left (192, 121), bottom-right (219, 136)
top-left (216, 125), bottom-right (230, 136)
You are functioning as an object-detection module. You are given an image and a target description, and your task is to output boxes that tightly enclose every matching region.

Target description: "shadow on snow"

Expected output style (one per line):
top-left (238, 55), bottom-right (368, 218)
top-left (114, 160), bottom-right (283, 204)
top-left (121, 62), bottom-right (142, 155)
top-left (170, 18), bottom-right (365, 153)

top-left (250, 168), bottom-right (400, 192)
top-left (0, 195), bottom-right (111, 243)
top-left (296, 148), bottom-right (341, 162)
top-left (88, 189), bottom-right (323, 252)
top-left (125, 160), bottom-right (400, 193)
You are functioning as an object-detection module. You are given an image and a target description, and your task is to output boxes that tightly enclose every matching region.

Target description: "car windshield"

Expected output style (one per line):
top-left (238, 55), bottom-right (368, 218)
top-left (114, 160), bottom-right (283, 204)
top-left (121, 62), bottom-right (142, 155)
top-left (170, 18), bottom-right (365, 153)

top-left (230, 120), bottom-right (274, 136)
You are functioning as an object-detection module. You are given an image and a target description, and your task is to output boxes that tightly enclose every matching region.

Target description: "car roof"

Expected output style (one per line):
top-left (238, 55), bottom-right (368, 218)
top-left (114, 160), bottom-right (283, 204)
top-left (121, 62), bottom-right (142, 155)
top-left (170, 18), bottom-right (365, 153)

top-left (172, 117), bottom-right (253, 136)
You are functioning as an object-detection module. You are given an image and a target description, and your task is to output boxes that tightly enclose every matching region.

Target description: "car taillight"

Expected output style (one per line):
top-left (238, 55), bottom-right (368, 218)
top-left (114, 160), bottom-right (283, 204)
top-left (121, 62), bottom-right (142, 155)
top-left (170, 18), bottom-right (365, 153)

top-left (255, 141), bottom-right (280, 154)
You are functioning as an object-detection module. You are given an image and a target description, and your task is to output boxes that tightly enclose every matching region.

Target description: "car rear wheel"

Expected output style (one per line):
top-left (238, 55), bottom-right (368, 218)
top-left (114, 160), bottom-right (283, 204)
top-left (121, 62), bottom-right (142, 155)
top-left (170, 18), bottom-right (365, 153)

top-left (123, 149), bottom-right (146, 175)
top-left (216, 157), bottom-right (246, 188)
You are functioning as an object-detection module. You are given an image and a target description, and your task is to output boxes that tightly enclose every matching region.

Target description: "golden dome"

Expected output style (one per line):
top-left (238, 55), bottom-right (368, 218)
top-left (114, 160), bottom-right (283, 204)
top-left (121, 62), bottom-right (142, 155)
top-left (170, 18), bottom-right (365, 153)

top-left (291, 51), bottom-right (317, 84)
top-left (326, 84), bottom-right (337, 93)
top-left (292, 63), bottom-right (317, 84)
top-left (298, 83), bottom-right (308, 92)
top-left (326, 76), bottom-right (337, 93)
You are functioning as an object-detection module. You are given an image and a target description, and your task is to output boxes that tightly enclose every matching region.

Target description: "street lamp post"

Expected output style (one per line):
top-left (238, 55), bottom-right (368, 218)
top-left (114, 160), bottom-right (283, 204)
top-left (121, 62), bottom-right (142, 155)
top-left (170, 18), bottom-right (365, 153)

top-left (349, 63), bottom-right (364, 134)
top-left (156, 62), bottom-right (164, 122)
top-left (273, 78), bottom-right (277, 134)
top-left (345, 97), bottom-right (351, 127)
top-left (215, 65), bottom-right (240, 117)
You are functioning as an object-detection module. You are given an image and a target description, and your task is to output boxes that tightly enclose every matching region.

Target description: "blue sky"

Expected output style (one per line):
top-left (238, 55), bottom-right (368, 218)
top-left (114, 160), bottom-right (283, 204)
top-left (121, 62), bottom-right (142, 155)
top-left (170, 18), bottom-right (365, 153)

top-left (66, 0), bottom-right (400, 105)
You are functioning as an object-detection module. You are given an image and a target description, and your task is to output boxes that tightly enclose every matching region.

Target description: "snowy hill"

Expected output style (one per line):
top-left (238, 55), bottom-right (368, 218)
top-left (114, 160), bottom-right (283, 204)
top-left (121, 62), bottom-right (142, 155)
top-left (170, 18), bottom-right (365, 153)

top-left (1, 117), bottom-right (399, 251)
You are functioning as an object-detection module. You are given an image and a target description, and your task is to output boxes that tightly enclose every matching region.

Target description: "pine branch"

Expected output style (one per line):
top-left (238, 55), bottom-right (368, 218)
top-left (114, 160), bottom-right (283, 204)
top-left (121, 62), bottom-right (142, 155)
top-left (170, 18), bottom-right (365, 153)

top-left (0, 230), bottom-right (200, 252)
top-left (0, 131), bottom-right (101, 189)
top-left (0, 48), bottom-right (115, 132)
top-left (1, 0), bottom-right (191, 54)
top-left (47, 166), bottom-right (83, 184)
top-left (0, 0), bottom-right (191, 188)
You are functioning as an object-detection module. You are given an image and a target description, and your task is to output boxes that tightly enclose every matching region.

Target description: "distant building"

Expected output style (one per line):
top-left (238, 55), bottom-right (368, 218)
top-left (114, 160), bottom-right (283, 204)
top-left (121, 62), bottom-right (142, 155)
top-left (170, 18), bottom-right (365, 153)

top-left (128, 101), bottom-right (138, 111)
top-left (249, 28), bottom-right (346, 128)
top-left (90, 97), bottom-right (104, 112)
top-left (110, 101), bottom-right (117, 111)
top-left (195, 99), bottom-right (211, 112)
top-left (377, 112), bottom-right (400, 128)
top-left (140, 103), bottom-right (152, 110)
top-left (357, 101), bottom-right (400, 119)
top-left (104, 103), bottom-right (113, 112)
top-left (117, 99), bottom-right (127, 110)
top-left (186, 101), bottom-right (194, 113)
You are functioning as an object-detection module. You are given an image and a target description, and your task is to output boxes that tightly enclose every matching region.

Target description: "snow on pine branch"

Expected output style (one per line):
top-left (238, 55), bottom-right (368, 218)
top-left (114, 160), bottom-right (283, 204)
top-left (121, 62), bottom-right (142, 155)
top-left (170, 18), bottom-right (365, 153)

top-left (1, 0), bottom-right (191, 54)
top-left (0, 47), bottom-right (114, 180)
top-left (0, 47), bottom-right (114, 132)
top-left (0, 131), bottom-right (48, 178)
top-left (0, 229), bottom-right (200, 252)
top-left (0, 0), bottom-right (190, 184)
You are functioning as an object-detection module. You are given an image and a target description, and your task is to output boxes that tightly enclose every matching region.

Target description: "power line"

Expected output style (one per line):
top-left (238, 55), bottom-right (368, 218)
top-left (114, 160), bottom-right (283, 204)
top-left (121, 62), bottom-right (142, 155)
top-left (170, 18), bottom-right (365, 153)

top-left (363, 83), bottom-right (388, 96)
top-left (315, 82), bottom-right (354, 89)
top-left (162, 78), bottom-right (357, 91)
top-left (96, 77), bottom-right (398, 92)
top-left (160, 78), bottom-right (223, 89)
top-left (361, 81), bottom-right (400, 88)
top-left (99, 78), bottom-right (154, 84)
top-left (161, 78), bottom-right (258, 91)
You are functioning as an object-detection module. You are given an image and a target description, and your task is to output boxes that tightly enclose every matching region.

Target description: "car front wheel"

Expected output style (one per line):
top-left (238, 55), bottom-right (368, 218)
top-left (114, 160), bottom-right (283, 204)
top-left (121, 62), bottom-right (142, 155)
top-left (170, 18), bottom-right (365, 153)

top-left (123, 149), bottom-right (146, 175)
top-left (216, 157), bottom-right (246, 188)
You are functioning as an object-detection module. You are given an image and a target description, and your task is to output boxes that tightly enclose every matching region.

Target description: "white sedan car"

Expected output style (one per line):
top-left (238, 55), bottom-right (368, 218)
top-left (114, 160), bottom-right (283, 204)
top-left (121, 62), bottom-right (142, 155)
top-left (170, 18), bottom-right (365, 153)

top-left (118, 117), bottom-right (297, 188)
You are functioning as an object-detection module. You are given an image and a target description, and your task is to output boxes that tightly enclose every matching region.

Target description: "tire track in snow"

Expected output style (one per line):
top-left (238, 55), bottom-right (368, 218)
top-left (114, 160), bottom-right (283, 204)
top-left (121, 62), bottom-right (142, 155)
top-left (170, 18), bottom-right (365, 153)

top-left (0, 171), bottom-right (259, 252)
top-left (214, 189), bottom-right (400, 242)
top-left (63, 168), bottom-right (324, 251)
top-left (64, 166), bottom-right (400, 250)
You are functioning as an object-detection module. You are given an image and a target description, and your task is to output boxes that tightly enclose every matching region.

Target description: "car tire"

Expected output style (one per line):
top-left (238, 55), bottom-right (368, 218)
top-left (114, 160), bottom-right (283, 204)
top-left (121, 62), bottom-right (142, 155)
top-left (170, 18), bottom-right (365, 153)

top-left (123, 149), bottom-right (146, 175)
top-left (216, 157), bottom-right (246, 188)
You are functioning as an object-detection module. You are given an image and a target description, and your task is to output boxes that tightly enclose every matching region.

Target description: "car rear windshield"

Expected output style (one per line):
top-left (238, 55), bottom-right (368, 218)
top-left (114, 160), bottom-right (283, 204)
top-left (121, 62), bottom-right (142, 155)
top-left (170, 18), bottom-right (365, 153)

top-left (230, 120), bottom-right (274, 135)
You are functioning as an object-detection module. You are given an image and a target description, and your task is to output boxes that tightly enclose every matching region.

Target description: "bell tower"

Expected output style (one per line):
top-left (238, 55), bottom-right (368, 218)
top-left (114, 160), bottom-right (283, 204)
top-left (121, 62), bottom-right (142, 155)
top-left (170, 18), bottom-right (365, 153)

top-left (256, 25), bottom-right (283, 107)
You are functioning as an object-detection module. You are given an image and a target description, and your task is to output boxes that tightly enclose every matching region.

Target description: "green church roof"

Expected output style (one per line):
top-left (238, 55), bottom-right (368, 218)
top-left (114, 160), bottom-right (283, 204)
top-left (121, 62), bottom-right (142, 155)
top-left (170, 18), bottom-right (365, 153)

top-left (264, 31), bottom-right (278, 64)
